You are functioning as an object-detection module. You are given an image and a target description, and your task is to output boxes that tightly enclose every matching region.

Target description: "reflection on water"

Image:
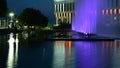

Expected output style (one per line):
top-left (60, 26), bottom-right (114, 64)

top-left (22, 33), bottom-right (28, 40)
top-left (7, 33), bottom-right (19, 68)
top-left (53, 40), bottom-right (120, 68)
top-left (1, 33), bottom-right (120, 68)
top-left (74, 41), bottom-right (120, 68)
top-left (53, 41), bottom-right (74, 68)
top-left (53, 41), bottom-right (65, 68)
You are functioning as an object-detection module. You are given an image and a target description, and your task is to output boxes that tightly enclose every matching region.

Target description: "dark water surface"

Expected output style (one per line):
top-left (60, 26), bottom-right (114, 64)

top-left (0, 33), bottom-right (120, 68)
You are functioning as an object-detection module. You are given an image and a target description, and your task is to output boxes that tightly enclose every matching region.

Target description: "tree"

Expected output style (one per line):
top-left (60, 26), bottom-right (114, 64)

top-left (0, 0), bottom-right (7, 17)
top-left (17, 8), bottom-right (48, 28)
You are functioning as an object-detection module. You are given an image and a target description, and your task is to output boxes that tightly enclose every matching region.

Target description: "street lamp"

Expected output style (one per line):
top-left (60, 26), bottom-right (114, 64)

top-left (9, 12), bottom-right (15, 17)
top-left (9, 12), bottom-right (15, 28)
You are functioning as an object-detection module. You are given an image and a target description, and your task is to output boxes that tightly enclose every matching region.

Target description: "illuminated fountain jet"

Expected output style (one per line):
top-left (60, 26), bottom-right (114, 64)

top-left (72, 0), bottom-right (100, 34)
top-left (72, 0), bottom-right (120, 37)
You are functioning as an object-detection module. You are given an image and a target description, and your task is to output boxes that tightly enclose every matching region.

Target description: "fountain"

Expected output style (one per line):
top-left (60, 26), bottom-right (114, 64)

top-left (72, 0), bottom-right (120, 38)
top-left (72, 0), bottom-right (99, 34)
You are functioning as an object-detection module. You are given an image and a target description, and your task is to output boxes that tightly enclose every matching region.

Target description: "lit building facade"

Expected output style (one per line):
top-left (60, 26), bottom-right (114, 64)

top-left (54, 0), bottom-right (120, 26)
top-left (54, 0), bottom-right (75, 26)
top-left (71, 0), bottom-right (120, 36)
top-left (100, 0), bottom-right (120, 24)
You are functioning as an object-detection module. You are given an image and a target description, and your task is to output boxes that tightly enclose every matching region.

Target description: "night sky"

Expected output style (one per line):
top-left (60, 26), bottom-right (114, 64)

top-left (7, 0), bottom-right (55, 24)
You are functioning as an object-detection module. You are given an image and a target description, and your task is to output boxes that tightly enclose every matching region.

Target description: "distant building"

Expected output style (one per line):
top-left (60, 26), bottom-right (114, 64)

top-left (54, 0), bottom-right (120, 26)
top-left (0, 17), bottom-right (8, 29)
top-left (54, 0), bottom-right (75, 26)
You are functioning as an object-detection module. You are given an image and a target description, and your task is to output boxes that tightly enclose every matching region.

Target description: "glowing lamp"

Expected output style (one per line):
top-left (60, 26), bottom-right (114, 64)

top-left (9, 12), bottom-right (15, 17)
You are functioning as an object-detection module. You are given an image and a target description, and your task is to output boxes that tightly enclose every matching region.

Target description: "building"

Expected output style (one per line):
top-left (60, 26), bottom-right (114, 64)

top-left (0, 0), bottom-right (8, 29)
top-left (0, 17), bottom-right (8, 29)
top-left (54, 0), bottom-right (75, 26)
top-left (100, 0), bottom-right (120, 24)
top-left (54, 0), bottom-right (120, 25)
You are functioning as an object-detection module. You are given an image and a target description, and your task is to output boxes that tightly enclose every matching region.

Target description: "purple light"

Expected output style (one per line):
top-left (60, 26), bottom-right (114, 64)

top-left (72, 0), bottom-right (120, 37)
top-left (72, 0), bottom-right (98, 34)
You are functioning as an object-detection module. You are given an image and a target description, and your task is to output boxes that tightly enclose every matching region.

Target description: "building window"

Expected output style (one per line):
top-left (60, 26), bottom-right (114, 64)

top-left (114, 9), bottom-right (116, 14)
top-left (110, 9), bottom-right (112, 15)
top-left (119, 9), bottom-right (120, 14)
top-left (64, 3), bottom-right (66, 12)
top-left (65, 13), bottom-right (66, 17)
top-left (60, 4), bottom-right (62, 12)
top-left (106, 9), bottom-right (108, 15)
top-left (60, 13), bottom-right (61, 17)
top-left (62, 13), bottom-right (64, 17)
top-left (102, 10), bottom-right (105, 15)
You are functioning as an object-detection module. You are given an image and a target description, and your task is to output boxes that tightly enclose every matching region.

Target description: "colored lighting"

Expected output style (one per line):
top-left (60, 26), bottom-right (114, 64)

top-left (72, 0), bottom-right (120, 37)
top-left (114, 9), bottom-right (116, 14)
top-left (110, 9), bottom-right (112, 15)
top-left (119, 9), bottom-right (120, 14)
top-left (102, 10), bottom-right (105, 15)
top-left (106, 9), bottom-right (108, 15)
top-left (72, 0), bottom-right (98, 33)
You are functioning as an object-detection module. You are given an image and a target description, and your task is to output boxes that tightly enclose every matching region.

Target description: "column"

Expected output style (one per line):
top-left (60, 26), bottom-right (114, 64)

top-left (55, 4), bottom-right (56, 12)
top-left (69, 13), bottom-right (71, 24)
top-left (63, 3), bottom-right (65, 12)
top-left (57, 4), bottom-right (59, 12)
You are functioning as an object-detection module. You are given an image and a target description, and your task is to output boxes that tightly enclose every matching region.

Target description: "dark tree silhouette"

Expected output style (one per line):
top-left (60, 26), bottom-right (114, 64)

top-left (0, 0), bottom-right (7, 17)
top-left (18, 8), bottom-right (48, 28)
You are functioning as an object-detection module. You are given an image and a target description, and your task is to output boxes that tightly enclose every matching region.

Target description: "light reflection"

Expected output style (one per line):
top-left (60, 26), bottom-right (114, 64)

top-left (102, 41), bottom-right (118, 49)
top-left (15, 34), bottom-right (19, 65)
top-left (73, 41), bottom-right (120, 68)
top-left (7, 33), bottom-right (19, 68)
top-left (22, 31), bottom-right (28, 40)
top-left (53, 41), bottom-right (72, 68)
top-left (74, 41), bottom-right (99, 68)
top-left (102, 40), bottom-right (120, 67)
top-left (65, 41), bottom-right (72, 68)
top-left (65, 41), bottom-right (72, 56)
top-left (53, 41), bottom-right (65, 68)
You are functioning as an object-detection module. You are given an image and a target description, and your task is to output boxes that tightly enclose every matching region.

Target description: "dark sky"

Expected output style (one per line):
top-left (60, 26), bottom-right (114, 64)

top-left (7, 0), bottom-right (55, 24)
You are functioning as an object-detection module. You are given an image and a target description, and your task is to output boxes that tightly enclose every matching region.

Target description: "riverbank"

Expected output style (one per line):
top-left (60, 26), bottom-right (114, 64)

top-left (0, 29), bottom-right (22, 35)
top-left (0, 29), bottom-right (71, 42)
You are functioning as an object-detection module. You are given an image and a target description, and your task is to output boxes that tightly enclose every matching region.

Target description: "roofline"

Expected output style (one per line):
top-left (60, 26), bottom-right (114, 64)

top-left (54, 1), bottom-right (74, 4)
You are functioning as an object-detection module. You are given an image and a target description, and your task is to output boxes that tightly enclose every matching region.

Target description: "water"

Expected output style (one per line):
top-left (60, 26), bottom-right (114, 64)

top-left (0, 34), bottom-right (120, 68)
